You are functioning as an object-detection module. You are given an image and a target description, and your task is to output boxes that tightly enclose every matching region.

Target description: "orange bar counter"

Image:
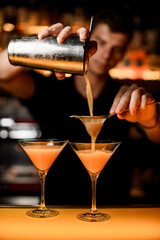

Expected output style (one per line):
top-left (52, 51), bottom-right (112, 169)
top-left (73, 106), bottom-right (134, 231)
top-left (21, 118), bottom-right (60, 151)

top-left (0, 206), bottom-right (160, 240)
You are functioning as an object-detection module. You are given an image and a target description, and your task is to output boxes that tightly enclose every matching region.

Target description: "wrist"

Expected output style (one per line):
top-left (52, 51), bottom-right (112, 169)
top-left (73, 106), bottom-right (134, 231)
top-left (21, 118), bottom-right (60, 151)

top-left (138, 114), bottom-right (159, 129)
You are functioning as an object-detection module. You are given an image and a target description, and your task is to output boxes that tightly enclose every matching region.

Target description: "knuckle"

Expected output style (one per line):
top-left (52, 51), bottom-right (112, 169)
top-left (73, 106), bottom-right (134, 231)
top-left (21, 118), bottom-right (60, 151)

top-left (52, 22), bottom-right (64, 28)
top-left (132, 88), bottom-right (140, 95)
top-left (119, 85), bottom-right (128, 92)
top-left (76, 27), bottom-right (86, 33)
top-left (79, 27), bottom-right (87, 33)
top-left (133, 87), bottom-right (145, 95)
top-left (123, 92), bottom-right (130, 100)
top-left (57, 23), bottom-right (64, 28)
top-left (48, 23), bottom-right (64, 31)
top-left (64, 26), bottom-right (72, 32)
top-left (130, 83), bottom-right (138, 89)
top-left (138, 86), bottom-right (145, 92)
top-left (146, 93), bottom-right (155, 101)
top-left (79, 27), bottom-right (86, 31)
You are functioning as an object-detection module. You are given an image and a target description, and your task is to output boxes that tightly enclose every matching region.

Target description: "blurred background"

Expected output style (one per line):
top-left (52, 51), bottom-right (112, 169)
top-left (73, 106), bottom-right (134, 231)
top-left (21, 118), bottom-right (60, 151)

top-left (0, 0), bottom-right (160, 206)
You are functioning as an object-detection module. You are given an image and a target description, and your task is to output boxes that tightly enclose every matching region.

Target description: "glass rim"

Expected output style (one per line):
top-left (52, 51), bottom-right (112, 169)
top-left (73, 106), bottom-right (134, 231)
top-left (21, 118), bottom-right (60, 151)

top-left (70, 115), bottom-right (107, 119)
top-left (69, 140), bottom-right (121, 144)
top-left (18, 138), bottom-right (69, 143)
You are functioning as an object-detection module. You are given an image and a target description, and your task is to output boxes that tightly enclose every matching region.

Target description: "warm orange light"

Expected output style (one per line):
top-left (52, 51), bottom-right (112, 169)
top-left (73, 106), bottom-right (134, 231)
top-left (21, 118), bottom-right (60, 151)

top-left (35, 69), bottom-right (52, 76)
top-left (109, 49), bottom-right (158, 80)
top-left (0, 207), bottom-right (160, 240)
top-left (65, 73), bottom-right (72, 78)
top-left (24, 25), bottom-right (49, 35)
top-left (3, 23), bottom-right (15, 32)
top-left (142, 69), bottom-right (160, 80)
top-left (109, 68), bottom-right (134, 79)
top-left (109, 68), bottom-right (160, 80)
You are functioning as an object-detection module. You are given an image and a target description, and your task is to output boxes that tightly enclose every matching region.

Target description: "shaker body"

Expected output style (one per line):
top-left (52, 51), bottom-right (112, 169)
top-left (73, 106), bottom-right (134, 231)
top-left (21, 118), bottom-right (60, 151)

top-left (8, 36), bottom-right (88, 74)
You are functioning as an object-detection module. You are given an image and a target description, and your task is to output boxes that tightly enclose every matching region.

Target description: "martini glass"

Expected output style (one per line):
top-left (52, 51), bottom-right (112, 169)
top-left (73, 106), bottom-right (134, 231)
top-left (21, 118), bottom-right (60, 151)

top-left (19, 139), bottom-right (67, 218)
top-left (70, 141), bottom-right (121, 222)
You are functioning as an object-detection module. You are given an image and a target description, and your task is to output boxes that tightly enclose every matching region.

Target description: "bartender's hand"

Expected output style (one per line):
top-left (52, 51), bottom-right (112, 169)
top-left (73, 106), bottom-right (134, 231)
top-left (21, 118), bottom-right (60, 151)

top-left (38, 23), bottom-right (97, 80)
top-left (110, 84), bottom-right (158, 128)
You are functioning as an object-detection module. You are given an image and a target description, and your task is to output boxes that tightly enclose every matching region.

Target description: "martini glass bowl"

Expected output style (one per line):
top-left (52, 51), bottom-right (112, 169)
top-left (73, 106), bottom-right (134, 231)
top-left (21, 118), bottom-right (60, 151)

top-left (70, 140), bottom-right (121, 222)
top-left (19, 139), bottom-right (67, 218)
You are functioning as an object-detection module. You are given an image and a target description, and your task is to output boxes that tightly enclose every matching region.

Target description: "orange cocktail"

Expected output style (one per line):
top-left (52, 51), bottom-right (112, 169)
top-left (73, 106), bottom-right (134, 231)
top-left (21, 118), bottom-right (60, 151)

top-left (24, 146), bottom-right (62, 172)
top-left (77, 150), bottom-right (112, 175)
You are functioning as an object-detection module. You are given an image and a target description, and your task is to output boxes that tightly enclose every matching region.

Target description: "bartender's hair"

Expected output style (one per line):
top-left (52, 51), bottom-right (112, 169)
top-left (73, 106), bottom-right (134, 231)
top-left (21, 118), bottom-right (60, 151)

top-left (92, 4), bottom-right (133, 40)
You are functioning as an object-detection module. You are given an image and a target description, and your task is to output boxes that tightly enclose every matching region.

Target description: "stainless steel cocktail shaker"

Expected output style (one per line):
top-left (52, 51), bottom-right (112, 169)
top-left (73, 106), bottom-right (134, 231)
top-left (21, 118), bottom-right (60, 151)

top-left (8, 35), bottom-right (89, 74)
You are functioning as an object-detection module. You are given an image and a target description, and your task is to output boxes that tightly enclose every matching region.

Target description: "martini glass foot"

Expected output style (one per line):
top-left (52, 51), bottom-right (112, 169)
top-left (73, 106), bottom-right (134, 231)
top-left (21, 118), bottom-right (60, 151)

top-left (77, 211), bottom-right (110, 222)
top-left (26, 207), bottom-right (59, 218)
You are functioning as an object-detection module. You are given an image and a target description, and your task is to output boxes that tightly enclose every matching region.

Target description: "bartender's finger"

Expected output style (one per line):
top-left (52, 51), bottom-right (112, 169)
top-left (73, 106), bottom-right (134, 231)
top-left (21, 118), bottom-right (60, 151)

top-left (140, 93), bottom-right (155, 109)
top-left (76, 28), bottom-right (97, 56)
top-left (129, 87), bottom-right (146, 115)
top-left (55, 72), bottom-right (66, 80)
top-left (75, 27), bottom-right (89, 41)
top-left (110, 85), bottom-right (129, 114)
top-left (57, 26), bottom-right (73, 44)
top-left (38, 23), bottom-right (64, 39)
top-left (115, 84), bottom-right (138, 114)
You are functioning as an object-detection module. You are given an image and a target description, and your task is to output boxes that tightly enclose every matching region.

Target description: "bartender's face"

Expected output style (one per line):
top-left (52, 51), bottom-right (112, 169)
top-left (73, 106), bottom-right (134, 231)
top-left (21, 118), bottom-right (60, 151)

top-left (89, 23), bottom-right (130, 76)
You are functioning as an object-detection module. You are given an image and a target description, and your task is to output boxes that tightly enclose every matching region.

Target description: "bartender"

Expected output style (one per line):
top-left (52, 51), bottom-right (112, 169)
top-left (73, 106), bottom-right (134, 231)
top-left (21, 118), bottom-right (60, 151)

top-left (0, 4), bottom-right (160, 205)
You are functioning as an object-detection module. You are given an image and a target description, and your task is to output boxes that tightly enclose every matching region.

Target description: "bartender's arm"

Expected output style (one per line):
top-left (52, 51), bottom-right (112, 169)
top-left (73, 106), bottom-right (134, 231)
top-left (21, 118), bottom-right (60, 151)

top-left (0, 24), bottom-right (91, 98)
top-left (0, 49), bottom-right (35, 99)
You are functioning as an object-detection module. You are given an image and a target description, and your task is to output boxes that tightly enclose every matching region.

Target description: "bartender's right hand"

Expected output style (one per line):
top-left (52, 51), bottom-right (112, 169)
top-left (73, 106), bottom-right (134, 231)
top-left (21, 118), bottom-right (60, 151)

top-left (38, 23), bottom-right (96, 80)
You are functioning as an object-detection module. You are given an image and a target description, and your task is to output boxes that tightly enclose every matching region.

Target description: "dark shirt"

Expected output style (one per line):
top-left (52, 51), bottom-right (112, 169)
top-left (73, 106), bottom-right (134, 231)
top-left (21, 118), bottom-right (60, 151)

top-left (19, 72), bottom-right (143, 206)
top-left (21, 71), bottom-right (131, 141)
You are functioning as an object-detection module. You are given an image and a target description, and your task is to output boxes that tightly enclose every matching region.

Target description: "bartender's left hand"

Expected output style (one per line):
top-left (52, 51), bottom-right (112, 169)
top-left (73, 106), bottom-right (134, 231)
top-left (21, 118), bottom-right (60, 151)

top-left (38, 23), bottom-right (97, 80)
top-left (110, 83), bottom-right (157, 128)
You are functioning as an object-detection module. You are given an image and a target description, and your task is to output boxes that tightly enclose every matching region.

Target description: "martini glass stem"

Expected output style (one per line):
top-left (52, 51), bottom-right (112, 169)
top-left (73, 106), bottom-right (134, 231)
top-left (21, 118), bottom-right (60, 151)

top-left (91, 174), bottom-right (98, 213)
top-left (39, 171), bottom-right (47, 209)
